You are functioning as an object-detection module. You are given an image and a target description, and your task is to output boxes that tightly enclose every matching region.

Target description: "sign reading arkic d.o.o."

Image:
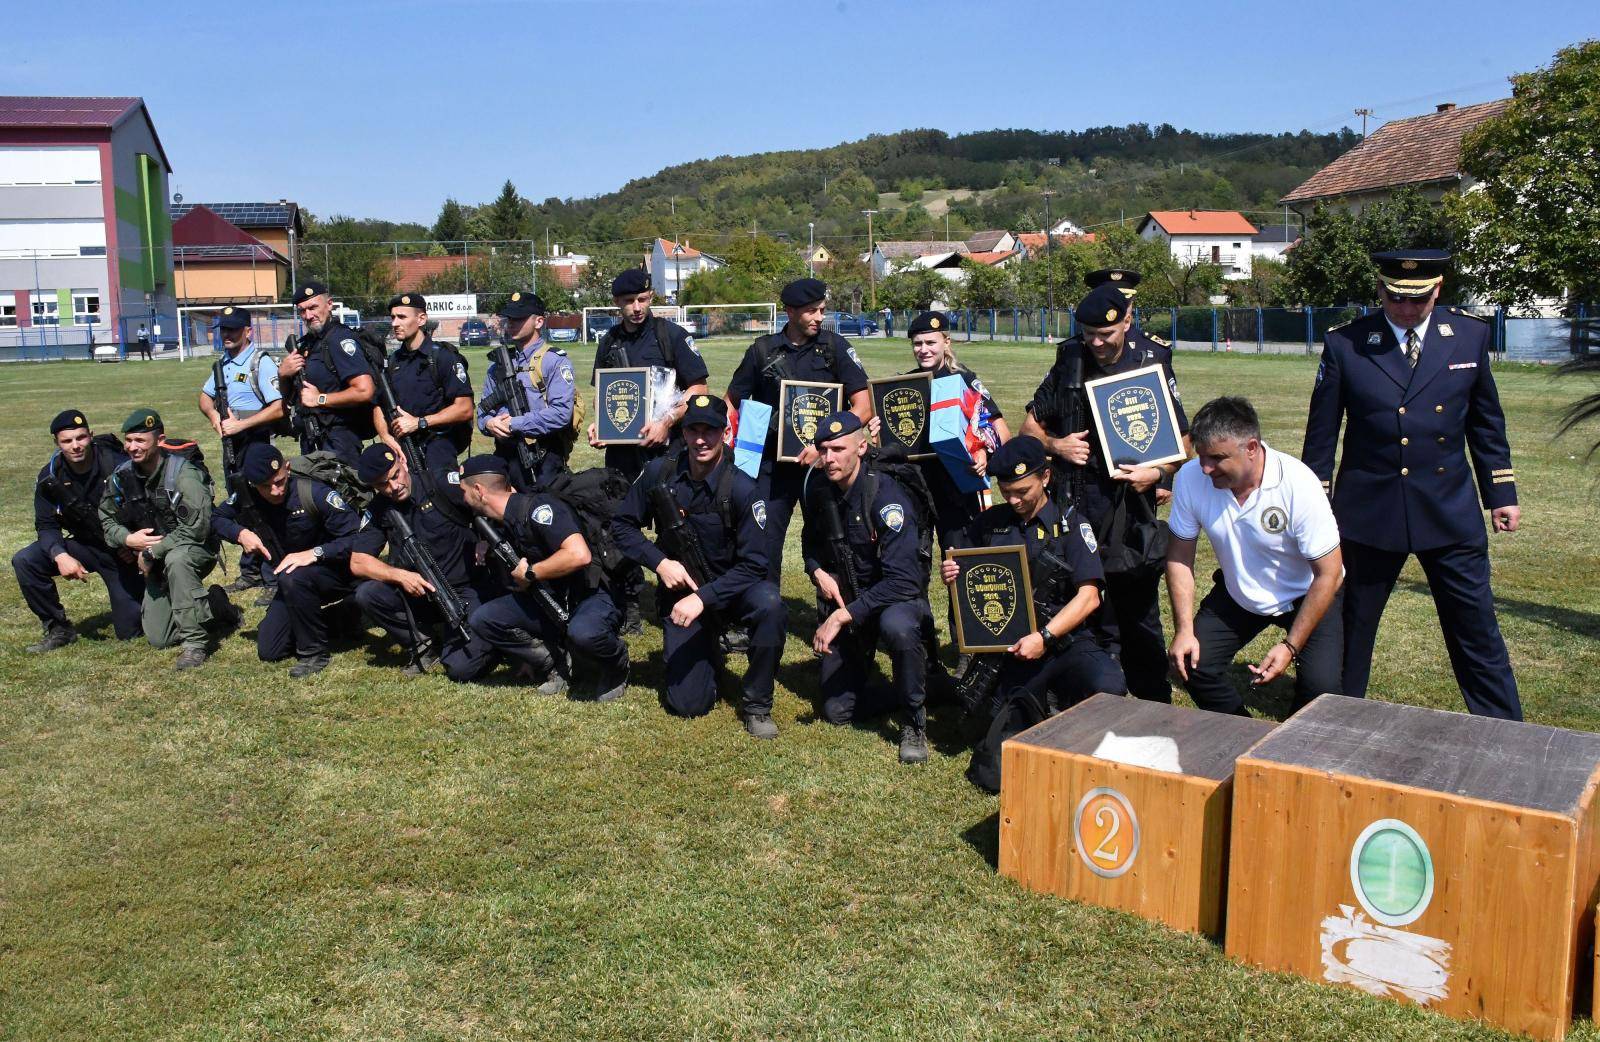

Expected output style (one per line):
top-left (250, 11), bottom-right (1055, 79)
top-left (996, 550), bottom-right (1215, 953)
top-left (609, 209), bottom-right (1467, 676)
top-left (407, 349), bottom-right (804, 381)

top-left (423, 294), bottom-right (480, 317)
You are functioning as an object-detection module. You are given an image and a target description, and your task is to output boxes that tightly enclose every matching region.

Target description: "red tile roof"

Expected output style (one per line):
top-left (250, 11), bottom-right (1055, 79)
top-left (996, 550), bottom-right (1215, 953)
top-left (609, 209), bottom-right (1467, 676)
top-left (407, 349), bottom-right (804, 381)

top-left (386, 255), bottom-right (488, 293)
top-left (0, 95), bottom-right (171, 171)
top-left (1143, 210), bottom-right (1259, 236)
top-left (1016, 232), bottom-right (1096, 252)
top-left (1281, 99), bottom-right (1510, 205)
top-left (966, 249), bottom-right (1020, 266)
top-left (172, 205), bottom-right (285, 264)
top-left (658, 238), bottom-right (701, 258)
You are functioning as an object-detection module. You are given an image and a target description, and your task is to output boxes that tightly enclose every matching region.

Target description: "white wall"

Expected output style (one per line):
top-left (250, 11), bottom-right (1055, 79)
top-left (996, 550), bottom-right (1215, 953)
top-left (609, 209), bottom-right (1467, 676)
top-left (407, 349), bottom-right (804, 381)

top-left (0, 146), bottom-right (101, 186)
top-left (0, 218), bottom-right (106, 257)
top-left (1141, 226), bottom-right (1254, 280)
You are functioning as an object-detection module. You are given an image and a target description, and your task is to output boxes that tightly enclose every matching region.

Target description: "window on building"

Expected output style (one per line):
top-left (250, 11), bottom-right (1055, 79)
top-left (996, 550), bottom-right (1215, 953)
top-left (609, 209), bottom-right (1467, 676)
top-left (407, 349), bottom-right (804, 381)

top-left (72, 291), bottom-right (100, 325)
top-left (0, 294), bottom-right (15, 327)
top-left (32, 298), bottom-right (59, 325)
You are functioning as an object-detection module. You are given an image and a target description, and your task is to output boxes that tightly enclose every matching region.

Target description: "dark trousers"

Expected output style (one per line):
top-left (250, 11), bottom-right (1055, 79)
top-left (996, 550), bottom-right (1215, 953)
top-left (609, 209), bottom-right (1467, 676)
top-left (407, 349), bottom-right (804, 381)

top-left (495, 440), bottom-right (567, 492)
top-left (605, 443), bottom-right (666, 618)
top-left (421, 433), bottom-right (463, 474)
top-left (662, 582), bottom-right (785, 717)
top-left (1341, 539), bottom-right (1520, 720)
top-left (1105, 570), bottom-right (1171, 703)
top-left (12, 538), bottom-right (144, 639)
top-left (1183, 585), bottom-right (1343, 716)
top-left (353, 579), bottom-right (494, 682)
top-left (471, 587), bottom-right (627, 675)
top-left (993, 640), bottom-right (1127, 715)
top-left (258, 564), bottom-right (356, 660)
top-left (821, 599), bottom-right (932, 728)
top-left (319, 427), bottom-right (364, 468)
top-left (227, 428), bottom-right (276, 586)
top-left (753, 459), bottom-right (808, 583)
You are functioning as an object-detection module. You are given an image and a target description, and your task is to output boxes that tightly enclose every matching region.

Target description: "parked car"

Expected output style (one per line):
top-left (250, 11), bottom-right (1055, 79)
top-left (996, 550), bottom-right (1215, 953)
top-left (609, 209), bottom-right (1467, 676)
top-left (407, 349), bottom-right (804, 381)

top-left (586, 314), bottom-right (619, 341)
top-left (824, 311), bottom-right (879, 337)
top-left (458, 319), bottom-right (492, 347)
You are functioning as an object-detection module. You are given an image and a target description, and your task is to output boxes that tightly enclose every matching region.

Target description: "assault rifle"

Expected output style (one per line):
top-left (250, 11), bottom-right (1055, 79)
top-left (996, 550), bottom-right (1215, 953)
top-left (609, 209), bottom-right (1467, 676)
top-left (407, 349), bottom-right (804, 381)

top-left (212, 356), bottom-right (283, 566)
top-left (481, 344), bottom-right (544, 483)
top-left (818, 489), bottom-right (863, 606)
top-left (284, 333), bottom-right (328, 453)
top-left (647, 483), bottom-right (715, 588)
top-left (384, 509), bottom-right (472, 645)
top-left (372, 353), bottom-right (431, 482)
top-left (1062, 345), bottom-right (1089, 510)
top-left (472, 514), bottom-right (569, 628)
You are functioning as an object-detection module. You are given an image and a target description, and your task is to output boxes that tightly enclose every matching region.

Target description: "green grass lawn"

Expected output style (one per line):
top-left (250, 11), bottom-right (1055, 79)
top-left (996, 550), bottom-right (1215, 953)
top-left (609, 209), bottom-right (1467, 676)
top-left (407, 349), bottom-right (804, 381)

top-left (3, 338), bottom-right (1599, 1040)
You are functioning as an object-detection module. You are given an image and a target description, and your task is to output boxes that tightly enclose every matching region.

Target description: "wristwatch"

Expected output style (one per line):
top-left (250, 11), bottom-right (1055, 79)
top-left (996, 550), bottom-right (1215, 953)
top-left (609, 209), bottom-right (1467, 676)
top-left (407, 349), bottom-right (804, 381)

top-left (316, 393), bottom-right (327, 407)
top-left (1040, 627), bottom-right (1065, 651)
top-left (312, 546), bottom-right (326, 561)
top-left (418, 417), bottom-right (430, 431)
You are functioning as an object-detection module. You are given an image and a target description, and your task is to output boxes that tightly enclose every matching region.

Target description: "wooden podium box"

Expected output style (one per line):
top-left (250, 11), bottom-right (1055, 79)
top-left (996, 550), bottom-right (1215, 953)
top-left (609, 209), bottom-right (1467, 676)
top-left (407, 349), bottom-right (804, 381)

top-left (1225, 695), bottom-right (1600, 1041)
top-left (998, 693), bottom-right (1274, 936)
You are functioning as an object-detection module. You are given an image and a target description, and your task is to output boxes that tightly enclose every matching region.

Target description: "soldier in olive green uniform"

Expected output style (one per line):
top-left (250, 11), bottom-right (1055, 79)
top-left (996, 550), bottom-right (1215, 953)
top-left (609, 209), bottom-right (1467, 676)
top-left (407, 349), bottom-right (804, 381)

top-left (98, 409), bottom-right (233, 669)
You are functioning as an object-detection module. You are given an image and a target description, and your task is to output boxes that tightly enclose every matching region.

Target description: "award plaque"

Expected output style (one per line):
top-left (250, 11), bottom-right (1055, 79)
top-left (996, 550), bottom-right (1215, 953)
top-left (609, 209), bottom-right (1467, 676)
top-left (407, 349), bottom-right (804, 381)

top-left (1084, 363), bottom-right (1187, 472)
top-left (777, 379), bottom-right (842, 462)
top-left (869, 372), bottom-right (935, 459)
top-left (949, 544), bottom-right (1038, 653)
top-left (595, 367), bottom-right (653, 445)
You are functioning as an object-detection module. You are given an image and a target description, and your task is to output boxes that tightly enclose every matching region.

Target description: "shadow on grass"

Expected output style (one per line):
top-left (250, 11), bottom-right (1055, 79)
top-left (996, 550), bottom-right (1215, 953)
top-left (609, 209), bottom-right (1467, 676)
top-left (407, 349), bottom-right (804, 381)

top-left (1399, 577), bottom-right (1600, 639)
top-left (961, 809), bottom-right (1000, 871)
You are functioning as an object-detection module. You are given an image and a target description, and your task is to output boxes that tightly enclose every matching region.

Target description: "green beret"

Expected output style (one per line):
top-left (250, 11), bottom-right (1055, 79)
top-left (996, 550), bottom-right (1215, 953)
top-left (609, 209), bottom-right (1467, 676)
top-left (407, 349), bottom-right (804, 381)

top-left (121, 409), bottom-right (163, 434)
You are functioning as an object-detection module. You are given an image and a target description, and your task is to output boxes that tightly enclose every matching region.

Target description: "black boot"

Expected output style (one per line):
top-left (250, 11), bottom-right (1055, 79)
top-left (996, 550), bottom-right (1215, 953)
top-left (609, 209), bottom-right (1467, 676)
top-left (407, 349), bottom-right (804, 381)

top-left (26, 624), bottom-right (77, 653)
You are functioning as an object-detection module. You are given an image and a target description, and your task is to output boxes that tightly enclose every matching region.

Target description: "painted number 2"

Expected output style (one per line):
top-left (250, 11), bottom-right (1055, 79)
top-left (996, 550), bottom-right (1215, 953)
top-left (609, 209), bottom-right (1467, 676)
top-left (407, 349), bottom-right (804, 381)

top-left (1092, 805), bottom-right (1122, 863)
top-left (1074, 787), bottom-right (1139, 878)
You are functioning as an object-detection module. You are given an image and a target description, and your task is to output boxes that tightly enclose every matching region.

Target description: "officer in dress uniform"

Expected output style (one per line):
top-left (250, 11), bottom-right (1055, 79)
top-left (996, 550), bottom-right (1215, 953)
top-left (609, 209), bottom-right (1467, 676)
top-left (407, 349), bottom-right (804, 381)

top-left (349, 444), bottom-right (495, 682)
top-left (14, 410), bottom-right (144, 651)
top-left (212, 443), bottom-right (364, 678)
top-left (802, 411), bottom-right (932, 765)
top-left (587, 267), bottom-right (709, 634)
top-left (1302, 249), bottom-right (1522, 719)
top-left (376, 293), bottom-right (475, 476)
top-left (610, 394), bottom-right (785, 739)
top-left (1085, 268), bottom-right (1141, 299)
top-left (198, 305), bottom-right (284, 598)
top-left (1021, 283), bottom-right (1192, 704)
top-left (462, 455), bottom-right (630, 701)
top-left (276, 280), bottom-right (376, 465)
top-left (476, 291), bottom-right (576, 490)
top-left (725, 277), bottom-right (871, 582)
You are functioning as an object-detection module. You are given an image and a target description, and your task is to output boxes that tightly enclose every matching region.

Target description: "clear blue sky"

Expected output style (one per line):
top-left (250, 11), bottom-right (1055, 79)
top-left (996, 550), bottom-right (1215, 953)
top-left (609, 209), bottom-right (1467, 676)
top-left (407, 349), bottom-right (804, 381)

top-left (7, 1), bottom-right (1595, 224)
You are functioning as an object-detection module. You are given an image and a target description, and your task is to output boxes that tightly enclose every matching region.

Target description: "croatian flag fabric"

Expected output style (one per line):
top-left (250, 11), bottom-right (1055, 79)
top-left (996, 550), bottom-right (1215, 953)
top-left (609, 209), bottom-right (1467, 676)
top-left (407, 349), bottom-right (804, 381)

top-left (929, 374), bottom-right (987, 493)
top-left (732, 399), bottom-right (771, 479)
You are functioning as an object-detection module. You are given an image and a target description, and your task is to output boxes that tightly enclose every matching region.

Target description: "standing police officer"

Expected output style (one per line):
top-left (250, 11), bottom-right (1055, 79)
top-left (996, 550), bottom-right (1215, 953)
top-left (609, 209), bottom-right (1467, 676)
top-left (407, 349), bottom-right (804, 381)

top-left (588, 268), bottom-right (709, 633)
top-left (198, 305), bottom-right (284, 598)
top-left (477, 291), bottom-right (576, 489)
top-left (276, 280), bottom-right (376, 465)
top-left (725, 278), bottom-right (871, 582)
top-left (212, 443), bottom-right (364, 678)
top-left (1303, 249), bottom-right (1521, 719)
top-left (376, 292), bottom-right (474, 475)
top-left (610, 394), bottom-right (786, 739)
top-left (1021, 283), bottom-right (1191, 704)
top-left (14, 410), bottom-right (144, 651)
top-left (803, 412), bottom-right (932, 764)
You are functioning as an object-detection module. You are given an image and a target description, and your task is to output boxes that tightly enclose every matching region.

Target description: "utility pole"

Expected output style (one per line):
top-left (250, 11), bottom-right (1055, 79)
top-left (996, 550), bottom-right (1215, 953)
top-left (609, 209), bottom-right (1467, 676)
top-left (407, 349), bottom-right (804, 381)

top-left (862, 209), bottom-right (878, 311)
top-left (808, 222), bottom-right (815, 277)
top-left (1042, 190), bottom-right (1056, 339)
top-left (673, 244), bottom-right (684, 304)
top-left (1355, 107), bottom-right (1374, 137)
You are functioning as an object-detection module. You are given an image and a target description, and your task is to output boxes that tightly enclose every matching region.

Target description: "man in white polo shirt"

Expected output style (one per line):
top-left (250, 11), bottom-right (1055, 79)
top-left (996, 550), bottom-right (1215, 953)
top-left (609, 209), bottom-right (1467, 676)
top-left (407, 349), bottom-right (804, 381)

top-left (1166, 396), bottom-right (1344, 715)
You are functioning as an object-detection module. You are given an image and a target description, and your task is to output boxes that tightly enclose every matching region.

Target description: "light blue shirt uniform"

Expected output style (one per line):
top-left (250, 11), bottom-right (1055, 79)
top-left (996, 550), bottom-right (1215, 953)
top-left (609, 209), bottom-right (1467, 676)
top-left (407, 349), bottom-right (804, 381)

top-left (202, 345), bottom-right (283, 415)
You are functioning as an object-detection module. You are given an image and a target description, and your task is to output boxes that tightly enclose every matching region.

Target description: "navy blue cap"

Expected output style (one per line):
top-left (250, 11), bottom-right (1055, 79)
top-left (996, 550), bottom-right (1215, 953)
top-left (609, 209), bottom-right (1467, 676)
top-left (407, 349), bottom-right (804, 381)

top-left (460, 454), bottom-right (510, 479)
top-left (388, 293), bottom-right (427, 311)
top-left (780, 278), bottom-right (827, 309)
top-left (813, 410), bottom-right (863, 446)
top-left (498, 291), bottom-right (547, 319)
top-left (907, 312), bottom-right (949, 338)
top-left (1373, 249), bottom-right (1450, 297)
top-left (50, 409), bottom-right (89, 434)
top-left (681, 393), bottom-right (728, 429)
top-left (611, 268), bottom-right (651, 296)
top-left (213, 305), bottom-right (251, 331)
top-left (357, 443), bottom-right (400, 485)
top-left (1086, 268), bottom-right (1141, 296)
top-left (240, 442), bottom-right (285, 485)
top-left (294, 280), bottom-right (330, 301)
top-left (989, 436), bottom-right (1049, 481)
top-left (1074, 283), bottom-right (1131, 329)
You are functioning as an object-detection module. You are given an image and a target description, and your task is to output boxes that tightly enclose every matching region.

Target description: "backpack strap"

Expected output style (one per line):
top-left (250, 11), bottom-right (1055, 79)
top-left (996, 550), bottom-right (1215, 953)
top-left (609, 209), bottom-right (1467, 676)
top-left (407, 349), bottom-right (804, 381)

top-left (298, 477), bottom-right (320, 522)
top-left (714, 455), bottom-right (737, 532)
top-left (652, 316), bottom-right (678, 369)
top-left (159, 452), bottom-right (187, 506)
top-left (860, 468), bottom-right (881, 544)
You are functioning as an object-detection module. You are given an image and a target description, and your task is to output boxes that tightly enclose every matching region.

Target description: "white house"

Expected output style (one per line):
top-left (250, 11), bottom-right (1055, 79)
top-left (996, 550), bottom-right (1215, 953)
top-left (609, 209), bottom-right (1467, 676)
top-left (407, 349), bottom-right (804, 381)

top-left (864, 239), bottom-right (968, 280)
top-left (1137, 210), bottom-right (1259, 280)
top-left (1048, 216), bottom-right (1086, 237)
top-left (965, 230), bottom-right (1016, 254)
top-left (647, 238), bottom-right (722, 301)
top-left (1250, 224), bottom-right (1299, 261)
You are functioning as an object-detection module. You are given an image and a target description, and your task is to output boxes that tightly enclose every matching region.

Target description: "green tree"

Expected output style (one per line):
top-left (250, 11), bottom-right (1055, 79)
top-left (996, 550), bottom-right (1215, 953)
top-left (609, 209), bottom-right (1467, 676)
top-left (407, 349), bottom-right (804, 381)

top-left (1284, 190), bottom-right (1456, 305)
top-left (1230, 256), bottom-right (1291, 307)
top-left (299, 213), bottom-right (396, 307)
top-left (432, 198), bottom-right (469, 243)
top-left (955, 259), bottom-right (1015, 309)
top-left (717, 235), bottom-right (806, 299)
top-left (1014, 238), bottom-right (1100, 308)
top-left (826, 257), bottom-right (873, 314)
top-left (1453, 40), bottom-right (1600, 310)
top-left (879, 264), bottom-right (954, 311)
top-left (483, 180), bottom-right (526, 243)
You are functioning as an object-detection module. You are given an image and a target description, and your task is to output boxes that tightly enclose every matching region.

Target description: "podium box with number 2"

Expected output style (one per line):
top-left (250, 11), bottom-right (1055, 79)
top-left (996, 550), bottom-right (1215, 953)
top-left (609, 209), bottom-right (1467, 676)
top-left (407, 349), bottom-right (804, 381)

top-left (999, 693), bottom-right (1273, 936)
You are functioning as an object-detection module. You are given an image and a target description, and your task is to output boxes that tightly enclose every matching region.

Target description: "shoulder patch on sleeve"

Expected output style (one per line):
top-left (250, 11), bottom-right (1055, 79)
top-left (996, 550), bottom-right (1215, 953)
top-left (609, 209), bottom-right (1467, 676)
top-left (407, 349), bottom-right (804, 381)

top-left (752, 499), bottom-right (767, 529)
top-left (326, 490), bottom-right (347, 512)
top-left (1168, 375), bottom-right (1181, 402)
top-left (1079, 520), bottom-right (1098, 554)
top-left (454, 361), bottom-right (468, 383)
top-left (847, 345), bottom-right (864, 369)
top-left (341, 338), bottom-right (358, 356)
top-left (446, 471), bottom-right (461, 485)
top-left (685, 336), bottom-right (699, 354)
top-left (879, 502), bottom-right (905, 533)
top-left (533, 503), bottom-right (554, 526)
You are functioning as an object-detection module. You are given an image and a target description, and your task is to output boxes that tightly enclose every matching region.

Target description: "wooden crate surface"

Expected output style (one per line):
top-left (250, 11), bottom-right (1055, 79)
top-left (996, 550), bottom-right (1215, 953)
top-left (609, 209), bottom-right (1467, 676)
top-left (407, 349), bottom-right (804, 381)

top-left (1010, 692), bottom-right (1275, 781)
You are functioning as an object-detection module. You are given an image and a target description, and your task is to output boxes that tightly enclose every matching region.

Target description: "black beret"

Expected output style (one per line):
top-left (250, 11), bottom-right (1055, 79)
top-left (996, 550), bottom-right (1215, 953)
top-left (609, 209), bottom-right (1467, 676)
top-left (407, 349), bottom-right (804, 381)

top-left (611, 268), bottom-right (651, 296)
top-left (813, 410), bottom-right (863, 446)
top-left (121, 408), bottom-right (163, 434)
top-left (1074, 283), bottom-right (1131, 329)
top-left (240, 442), bottom-right (285, 485)
top-left (357, 443), bottom-right (400, 485)
top-left (388, 293), bottom-right (427, 311)
top-left (214, 305), bottom-right (251, 331)
top-left (1085, 268), bottom-right (1141, 297)
top-left (780, 278), bottom-right (827, 309)
top-left (50, 409), bottom-right (89, 435)
top-left (989, 436), bottom-right (1049, 481)
top-left (498, 291), bottom-right (547, 319)
top-left (460, 454), bottom-right (510, 479)
top-left (1373, 249), bottom-right (1450, 297)
top-left (907, 311), bottom-right (949, 338)
top-left (681, 393), bottom-right (728, 429)
top-left (294, 280), bottom-right (330, 301)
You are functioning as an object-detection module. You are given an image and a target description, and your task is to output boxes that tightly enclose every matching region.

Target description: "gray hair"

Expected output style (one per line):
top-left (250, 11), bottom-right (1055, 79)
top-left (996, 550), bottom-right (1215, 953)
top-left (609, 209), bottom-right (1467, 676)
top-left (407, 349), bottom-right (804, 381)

top-left (1190, 396), bottom-right (1261, 448)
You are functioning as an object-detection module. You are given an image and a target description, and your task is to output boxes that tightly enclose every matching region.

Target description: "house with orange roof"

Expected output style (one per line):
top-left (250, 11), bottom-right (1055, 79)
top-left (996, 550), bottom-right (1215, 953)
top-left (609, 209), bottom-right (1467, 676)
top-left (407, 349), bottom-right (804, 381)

top-left (1137, 210), bottom-right (1260, 280)
top-left (648, 238), bottom-right (722, 301)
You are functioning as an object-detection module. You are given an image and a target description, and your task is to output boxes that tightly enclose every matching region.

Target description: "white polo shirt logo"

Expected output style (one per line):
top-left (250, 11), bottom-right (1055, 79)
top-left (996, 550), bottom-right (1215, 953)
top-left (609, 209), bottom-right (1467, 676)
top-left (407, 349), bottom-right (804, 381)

top-left (1260, 506), bottom-right (1288, 534)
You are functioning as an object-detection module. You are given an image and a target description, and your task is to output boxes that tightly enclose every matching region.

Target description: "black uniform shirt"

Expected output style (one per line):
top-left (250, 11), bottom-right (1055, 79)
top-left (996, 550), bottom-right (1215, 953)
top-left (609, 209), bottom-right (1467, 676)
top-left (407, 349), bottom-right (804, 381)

top-left (353, 484), bottom-right (475, 589)
top-left (801, 467), bottom-right (925, 624)
top-left (590, 319), bottom-right (708, 389)
top-left (727, 328), bottom-right (869, 452)
top-left (388, 338), bottom-right (473, 423)
top-left (502, 492), bottom-right (592, 601)
top-left (299, 320), bottom-right (373, 430)
top-left (214, 479), bottom-right (363, 563)
top-left (34, 441), bottom-right (124, 556)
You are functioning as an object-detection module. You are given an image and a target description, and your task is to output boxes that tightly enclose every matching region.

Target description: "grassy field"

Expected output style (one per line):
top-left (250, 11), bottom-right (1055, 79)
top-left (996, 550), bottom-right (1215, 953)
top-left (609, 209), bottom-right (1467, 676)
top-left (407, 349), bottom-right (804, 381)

top-left (3, 337), bottom-right (1599, 1041)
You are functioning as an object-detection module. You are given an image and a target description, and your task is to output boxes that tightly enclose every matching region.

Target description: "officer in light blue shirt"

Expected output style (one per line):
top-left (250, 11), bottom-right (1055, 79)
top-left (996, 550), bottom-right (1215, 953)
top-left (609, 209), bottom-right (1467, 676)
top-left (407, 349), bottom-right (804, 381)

top-left (476, 291), bottom-right (576, 489)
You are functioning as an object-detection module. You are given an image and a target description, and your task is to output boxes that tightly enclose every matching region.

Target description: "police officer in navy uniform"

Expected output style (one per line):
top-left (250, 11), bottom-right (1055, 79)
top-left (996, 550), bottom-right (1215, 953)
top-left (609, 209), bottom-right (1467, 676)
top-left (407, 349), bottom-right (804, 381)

top-left (803, 411), bottom-right (932, 765)
top-left (276, 280), bottom-right (376, 465)
top-left (725, 278), bottom-right (871, 582)
top-left (377, 293), bottom-right (475, 476)
top-left (610, 394), bottom-right (786, 739)
top-left (1302, 249), bottom-right (1522, 719)
top-left (13, 410), bottom-right (144, 651)
top-left (587, 267), bottom-right (710, 633)
top-left (212, 443), bottom-right (364, 678)
top-left (349, 444), bottom-right (495, 682)
top-left (476, 291), bottom-right (577, 490)
top-left (1021, 283), bottom-right (1191, 704)
top-left (1085, 268), bottom-right (1141, 299)
top-left (462, 455), bottom-right (630, 701)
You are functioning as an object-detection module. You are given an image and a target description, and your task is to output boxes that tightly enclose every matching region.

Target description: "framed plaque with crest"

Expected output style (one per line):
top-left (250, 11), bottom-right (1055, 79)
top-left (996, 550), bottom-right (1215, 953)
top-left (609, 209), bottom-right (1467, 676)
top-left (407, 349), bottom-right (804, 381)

top-left (869, 372), bottom-right (935, 459)
top-left (1084, 363), bottom-right (1187, 472)
top-left (594, 367), bottom-right (653, 445)
top-left (777, 379), bottom-right (843, 462)
top-left (949, 544), bottom-right (1038, 653)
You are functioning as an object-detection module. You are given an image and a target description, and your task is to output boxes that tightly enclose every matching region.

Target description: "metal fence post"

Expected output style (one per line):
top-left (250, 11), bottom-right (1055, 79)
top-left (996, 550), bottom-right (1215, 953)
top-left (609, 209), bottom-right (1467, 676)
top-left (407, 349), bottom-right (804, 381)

top-left (1257, 307), bottom-right (1264, 353)
top-left (1305, 308), bottom-right (1313, 355)
top-left (1211, 308), bottom-right (1218, 352)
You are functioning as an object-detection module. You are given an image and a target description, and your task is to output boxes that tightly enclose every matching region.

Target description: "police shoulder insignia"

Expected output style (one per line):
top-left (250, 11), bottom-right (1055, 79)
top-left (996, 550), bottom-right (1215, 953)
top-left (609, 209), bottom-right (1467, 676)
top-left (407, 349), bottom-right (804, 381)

top-left (341, 338), bottom-right (358, 356)
top-left (454, 362), bottom-right (468, 383)
top-left (752, 500), bottom-right (767, 529)
top-left (533, 503), bottom-right (554, 526)
top-left (972, 378), bottom-right (990, 399)
top-left (326, 491), bottom-right (347, 512)
top-left (1168, 376), bottom-right (1181, 401)
top-left (1367, 332), bottom-right (1383, 345)
top-left (1438, 323), bottom-right (1454, 337)
top-left (446, 471), bottom-right (461, 485)
top-left (1146, 333), bottom-right (1170, 347)
top-left (1079, 521), bottom-right (1098, 554)
top-left (879, 503), bottom-right (905, 533)
top-left (558, 364), bottom-right (574, 383)
top-left (1316, 359), bottom-right (1326, 385)
top-left (847, 346), bottom-right (864, 369)
top-left (686, 337), bottom-right (699, 354)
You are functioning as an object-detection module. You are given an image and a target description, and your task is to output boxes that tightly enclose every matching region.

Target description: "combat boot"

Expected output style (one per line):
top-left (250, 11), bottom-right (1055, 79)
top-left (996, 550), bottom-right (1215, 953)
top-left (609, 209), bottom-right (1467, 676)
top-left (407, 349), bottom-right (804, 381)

top-left (289, 653), bottom-right (331, 678)
top-left (899, 721), bottom-right (930, 764)
top-left (174, 647), bottom-right (209, 671)
top-left (25, 625), bottom-right (77, 654)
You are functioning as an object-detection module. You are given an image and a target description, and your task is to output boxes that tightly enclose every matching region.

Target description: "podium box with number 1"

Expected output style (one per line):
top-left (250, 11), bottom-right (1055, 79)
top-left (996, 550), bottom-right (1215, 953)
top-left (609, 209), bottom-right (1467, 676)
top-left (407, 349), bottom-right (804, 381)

top-left (999, 693), bottom-right (1273, 936)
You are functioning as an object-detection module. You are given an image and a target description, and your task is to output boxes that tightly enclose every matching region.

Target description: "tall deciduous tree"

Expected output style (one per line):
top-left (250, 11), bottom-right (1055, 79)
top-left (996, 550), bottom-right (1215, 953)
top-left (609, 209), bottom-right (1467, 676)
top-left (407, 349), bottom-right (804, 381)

top-left (1284, 189), bottom-right (1456, 305)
